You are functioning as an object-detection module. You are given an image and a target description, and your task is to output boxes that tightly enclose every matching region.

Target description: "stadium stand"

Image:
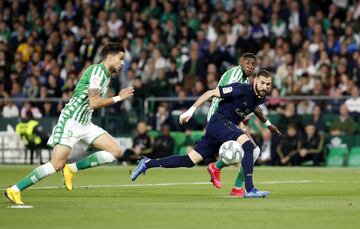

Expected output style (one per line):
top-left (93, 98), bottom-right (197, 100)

top-left (0, 0), bottom-right (359, 166)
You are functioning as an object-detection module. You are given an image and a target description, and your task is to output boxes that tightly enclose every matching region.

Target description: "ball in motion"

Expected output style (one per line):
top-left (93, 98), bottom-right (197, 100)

top-left (219, 140), bottom-right (244, 165)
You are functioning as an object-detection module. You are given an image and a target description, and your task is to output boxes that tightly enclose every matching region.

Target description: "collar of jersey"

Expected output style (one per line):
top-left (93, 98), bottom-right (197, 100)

top-left (99, 62), bottom-right (110, 78)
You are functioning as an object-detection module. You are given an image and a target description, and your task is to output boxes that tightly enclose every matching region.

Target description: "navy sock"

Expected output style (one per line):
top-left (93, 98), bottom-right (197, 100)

top-left (146, 155), bottom-right (195, 168)
top-left (241, 140), bottom-right (255, 192)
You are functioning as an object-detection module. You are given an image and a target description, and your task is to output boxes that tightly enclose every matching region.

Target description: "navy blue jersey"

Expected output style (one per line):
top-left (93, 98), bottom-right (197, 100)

top-left (217, 83), bottom-right (266, 125)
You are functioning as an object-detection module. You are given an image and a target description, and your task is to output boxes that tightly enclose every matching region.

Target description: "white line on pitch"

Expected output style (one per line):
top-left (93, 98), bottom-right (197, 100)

top-left (0, 180), bottom-right (359, 191)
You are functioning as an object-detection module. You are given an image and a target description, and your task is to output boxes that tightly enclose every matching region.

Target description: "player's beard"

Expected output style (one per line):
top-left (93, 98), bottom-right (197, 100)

top-left (109, 65), bottom-right (121, 74)
top-left (255, 84), bottom-right (267, 97)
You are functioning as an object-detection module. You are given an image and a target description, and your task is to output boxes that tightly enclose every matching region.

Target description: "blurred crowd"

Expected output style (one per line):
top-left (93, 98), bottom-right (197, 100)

top-left (0, 0), bottom-right (359, 119)
top-left (0, 0), bottom-right (360, 165)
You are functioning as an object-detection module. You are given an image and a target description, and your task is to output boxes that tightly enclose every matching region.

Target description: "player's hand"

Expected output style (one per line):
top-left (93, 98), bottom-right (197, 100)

top-left (179, 112), bottom-right (192, 125)
top-left (268, 124), bottom-right (282, 136)
top-left (179, 107), bottom-right (196, 125)
top-left (299, 149), bottom-right (307, 157)
top-left (281, 156), bottom-right (289, 164)
top-left (119, 87), bottom-right (134, 100)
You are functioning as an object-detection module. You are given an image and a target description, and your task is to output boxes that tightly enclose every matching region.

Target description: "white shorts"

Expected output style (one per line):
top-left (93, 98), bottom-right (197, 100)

top-left (47, 118), bottom-right (107, 149)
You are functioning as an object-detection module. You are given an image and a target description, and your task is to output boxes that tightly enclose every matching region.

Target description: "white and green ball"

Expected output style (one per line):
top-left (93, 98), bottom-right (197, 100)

top-left (219, 140), bottom-right (244, 165)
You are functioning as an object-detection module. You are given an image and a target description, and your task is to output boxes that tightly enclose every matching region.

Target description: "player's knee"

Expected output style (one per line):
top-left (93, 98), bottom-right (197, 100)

top-left (236, 134), bottom-right (251, 145)
top-left (253, 146), bottom-right (260, 161)
top-left (111, 146), bottom-right (123, 159)
top-left (187, 150), bottom-right (203, 165)
top-left (50, 160), bottom-right (66, 171)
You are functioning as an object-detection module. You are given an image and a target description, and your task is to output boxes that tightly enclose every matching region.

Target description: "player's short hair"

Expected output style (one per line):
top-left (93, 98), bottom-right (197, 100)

top-left (240, 52), bottom-right (257, 61)
top-left (101, 42), bottom-right (125, 59)
top-left (256, 69), bottom-right (272, 79)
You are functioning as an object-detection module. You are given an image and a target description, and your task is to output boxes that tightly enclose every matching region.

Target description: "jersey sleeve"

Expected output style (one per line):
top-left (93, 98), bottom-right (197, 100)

top-left (88, 65), bottom-right (105, 90)
top-left (219, 83), bottom-right (246, 98)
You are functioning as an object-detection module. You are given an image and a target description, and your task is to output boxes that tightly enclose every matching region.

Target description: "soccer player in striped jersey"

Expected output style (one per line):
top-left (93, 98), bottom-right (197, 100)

top-left (207, 53), bottom-right (281, 197)
top-left (5, 43), bottom-right (134, 205)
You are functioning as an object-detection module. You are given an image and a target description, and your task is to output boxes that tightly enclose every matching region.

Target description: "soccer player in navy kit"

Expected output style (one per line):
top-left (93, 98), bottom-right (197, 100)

top-left (131, 70), bottom-right (273, 198)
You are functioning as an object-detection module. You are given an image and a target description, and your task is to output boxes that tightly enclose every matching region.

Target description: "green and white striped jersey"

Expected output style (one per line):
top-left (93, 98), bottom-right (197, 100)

top-left (59, 63), bottom-right (111, 126)
top-left (207, 65), bottom-right (249, 121)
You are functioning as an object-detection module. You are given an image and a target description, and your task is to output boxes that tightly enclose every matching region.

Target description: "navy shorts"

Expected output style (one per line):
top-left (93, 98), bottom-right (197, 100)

top-left (193, 113), bottom-right (245, 159)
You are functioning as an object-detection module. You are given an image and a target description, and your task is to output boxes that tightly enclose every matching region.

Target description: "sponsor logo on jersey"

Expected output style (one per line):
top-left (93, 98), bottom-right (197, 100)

top-left (222, 87), bottom-right (233, 94)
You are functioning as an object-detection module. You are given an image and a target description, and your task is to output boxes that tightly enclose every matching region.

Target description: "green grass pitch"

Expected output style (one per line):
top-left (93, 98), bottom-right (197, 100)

top-left (0, 165), bottom-right (359, 229)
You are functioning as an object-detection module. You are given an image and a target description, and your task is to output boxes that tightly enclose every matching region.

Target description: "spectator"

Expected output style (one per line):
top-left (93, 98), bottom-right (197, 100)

top-left (0, 0), bottom-right (358, 156)
top-left (266, 88), bottom-right (286, 113)
top-left (295, 123), bottom-right (324, 166)
top-left (107, 11), bottom-right (123, 38)
top-left (276, 124), bottom-right (300, 166)
top-left (2, 99), bottom-right (19, 118)
top-left (150, 124), bottom-right (175, 159)
top-left (121, 121), bottom-right (152, 165)
top-left (20, 101), bottom-right (42, 119)
top-left (150, 68), bottom-right (171, 97)
top-left (182, 47), bottom-right (206, 92)
top-left (132, 77), bottom-right (149, 109)
top-left (345, 87), bottom-right (360, 115)
top-left (330, 104), bottom-right (357, 136)
top-left (10, 83), bottom-right (25, 108)
top-left (310, 105), bottom-right (326, 134)
top-left (278, 102), bottom-right (304, 134)
top-left (150, 103), bottom-right (174, 131)
top-left (257, 130), bottom-right (275, 165)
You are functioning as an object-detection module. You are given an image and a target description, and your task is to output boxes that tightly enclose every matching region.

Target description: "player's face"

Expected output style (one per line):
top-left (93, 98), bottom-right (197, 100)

top-left (240, 58), bottom-right (256, 76)
top-left (255, 75), bottom-right (272, 97)
top-left (108, 51), bottom-right (125, 73)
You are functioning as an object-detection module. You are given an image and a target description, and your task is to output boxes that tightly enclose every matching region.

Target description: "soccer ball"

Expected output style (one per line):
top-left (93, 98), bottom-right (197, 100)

top-left (219, 140), bottom-right (244, 165)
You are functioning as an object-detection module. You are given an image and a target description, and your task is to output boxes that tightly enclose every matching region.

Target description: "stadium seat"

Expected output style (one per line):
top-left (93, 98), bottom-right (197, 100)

top-left (326, 154), bottom-right (346, 167)
top-left (148, 130), bottom-right (161, 139)
top-left (350, 146), bottom-right (360, 154)
top-left (348, 154), bottom-right (360, 167)
top-left (348, 147), bottom-right (360, 167)
top-left (190, 131), bottom-right (204, 144)
top-left (328, 147), bottom-right (348, 155)
top-left (178, 146), bottom-right (187, 155)
top-left (170, 131), bottom-right (186, 151)
top-left (326, 147), bottom-right (348, 167)
top-left (353, 135), bottom-right (360, 146)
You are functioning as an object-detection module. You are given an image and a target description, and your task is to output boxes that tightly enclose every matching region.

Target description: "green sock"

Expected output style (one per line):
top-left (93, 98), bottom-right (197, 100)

top-left (214, 160), bottom-right (225, 169)
top-left (16, 162), bottom-right (56, 191)
top-left (75, 151), bottom-right (116, 171)
top-left (234, 166), bottom-right (245, 188)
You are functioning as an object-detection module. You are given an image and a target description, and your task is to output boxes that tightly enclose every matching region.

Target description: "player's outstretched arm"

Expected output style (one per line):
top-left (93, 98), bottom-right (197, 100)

top-left (254, 106), bottom-right (282, 136)
top-left (179, 88), bottom-right (220, 124)
top-left (88, 86), bottom-right (134, 110)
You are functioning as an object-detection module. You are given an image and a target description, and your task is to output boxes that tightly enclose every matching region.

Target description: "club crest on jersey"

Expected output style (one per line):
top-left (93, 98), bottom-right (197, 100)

top-left (222, 87), bottom-right (233, 94)
top-left (91, 77), bottom-right (100, 85)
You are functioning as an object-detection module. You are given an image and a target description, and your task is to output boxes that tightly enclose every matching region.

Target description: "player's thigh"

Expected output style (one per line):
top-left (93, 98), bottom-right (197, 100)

top-left (208, 114), bottom-right (245, 143)
top-left (82, 123), bottom-right (122, 157)
top-left (91, 133), bottom-right (122, 158)
top-left (50, 144), bottom-right (72, 171)
top-left (192, 134), bottom-right (221, 164)
top-left (48, 119), bottom-right (80, 150)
